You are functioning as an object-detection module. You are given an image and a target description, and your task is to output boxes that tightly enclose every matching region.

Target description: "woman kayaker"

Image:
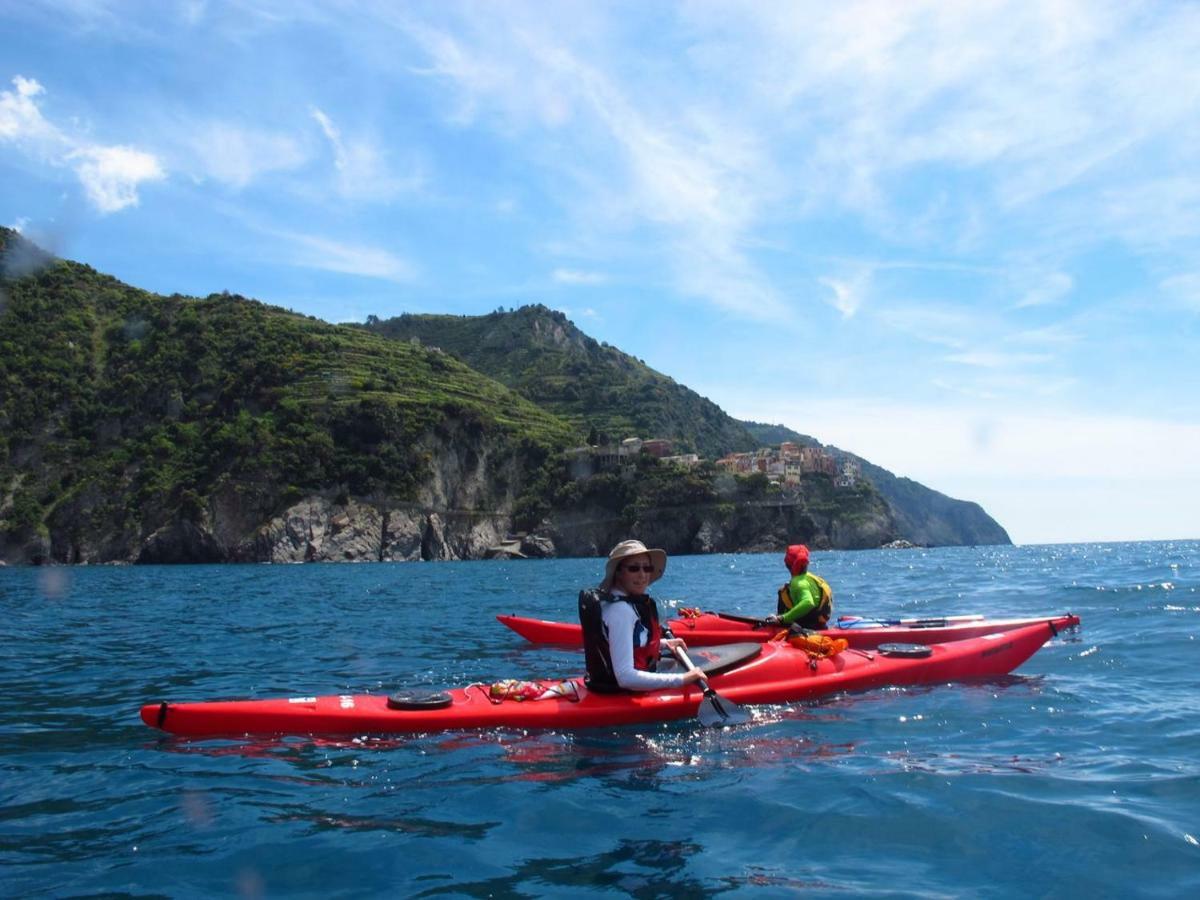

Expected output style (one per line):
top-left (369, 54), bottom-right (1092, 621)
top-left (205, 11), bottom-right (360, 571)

top-left (578, 540), bottom-right (704, 692)
top-left (764, 543), bottom-right (834, 629)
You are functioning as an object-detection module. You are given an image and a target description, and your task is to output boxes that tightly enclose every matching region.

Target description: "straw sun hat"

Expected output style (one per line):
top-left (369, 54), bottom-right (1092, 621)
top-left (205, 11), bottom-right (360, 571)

top-left (599, 539), bottom-right (667, 591)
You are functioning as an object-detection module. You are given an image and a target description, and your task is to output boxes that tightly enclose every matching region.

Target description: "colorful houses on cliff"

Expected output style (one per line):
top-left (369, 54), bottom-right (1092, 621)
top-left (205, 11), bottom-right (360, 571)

top-left (714, 441), bottom-right (861, 488)
top-left (568, 437), bottom-right (860, 488)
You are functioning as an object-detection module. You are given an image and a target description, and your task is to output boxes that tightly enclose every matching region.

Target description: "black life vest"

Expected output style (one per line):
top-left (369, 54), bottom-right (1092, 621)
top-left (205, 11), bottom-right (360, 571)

top-left (578, 589), bottom-right (663, 693)
top-left (776, 573), bottom-right (834, 629)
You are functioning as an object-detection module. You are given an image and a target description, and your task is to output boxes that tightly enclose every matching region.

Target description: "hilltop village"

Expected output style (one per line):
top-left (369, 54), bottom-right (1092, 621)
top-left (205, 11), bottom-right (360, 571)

top-left (566, 438), bottom-right (862, 489)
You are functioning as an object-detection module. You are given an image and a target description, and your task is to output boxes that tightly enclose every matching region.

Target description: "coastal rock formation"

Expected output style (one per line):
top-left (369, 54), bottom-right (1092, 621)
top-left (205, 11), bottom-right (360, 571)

top-left (16, 414), bottom-right (539, 564)
top-left (139, 519), bottom-right (227, 564)
top-left (519, 533), bottom-right (556, 558)
top-left (141, 488), bottom-right (897, 566)
top-left (542, 497), bottom-right (895, 558)
top-left (26, 461), bottom-right (901, 565)
top-left (13, 484), bottom-right (902, 565)
top-left (242, 499), bottom-right (516, 563)
top-left (245, 497), bottom-right (387, 563)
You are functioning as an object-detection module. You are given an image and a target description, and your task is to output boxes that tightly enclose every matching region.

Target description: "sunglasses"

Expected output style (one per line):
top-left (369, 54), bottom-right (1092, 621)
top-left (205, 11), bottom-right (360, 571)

top-left (620, 564), bottom-right (656, 573)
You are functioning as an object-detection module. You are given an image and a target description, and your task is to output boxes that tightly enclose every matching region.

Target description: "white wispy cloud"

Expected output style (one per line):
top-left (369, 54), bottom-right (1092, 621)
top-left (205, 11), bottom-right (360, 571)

top-left (1007, 323), bottom-right (1082, 347)
top-left (666, 0), bottom-right (1200, 295)
top-left (275, 230), bottom-right (415, 283)
top-left (1014, 271), bottom-right (1074, 309)
top-left (943, 350), bottom-right (1054, 369)
top-left (181, 0), bottom-right (207, 27)
top-left (0, 75), bottom-right (61, 149)
top-left (403, 20), bottom-right (499, 126)
top-left (0, 75), bottom-right (164, 213)
top-left (1161, 272), bottom-right (1200, 312)
top-left (310, 108), bottom-right (345, 169)
top-left (671, 238), bottom-right (785, 317)
top-left (558, 304), bottom-right (600, 320)
top-left (185, 121), bottom-right (308, 189)
top-left (528, 32), bottom-right (782, 317)
top-left (310, 105), bottom-right (424, 201)
top-left (400, 12), bottom-right (785, 318)
top-left (193, 2), bottom-right (1197, 328)
top-left (819, 271), bottom-right (871, 318)
top-left (68, 145), bottom-right (164, 213)
top-left (929, 372), bottom-right (1075, 401)
top-left (552, 268), bottom-right (606, 285)
top-left (873, 305), bottom-right (975, 350)
top-left (1094, 176), bottom-right (1200, 250)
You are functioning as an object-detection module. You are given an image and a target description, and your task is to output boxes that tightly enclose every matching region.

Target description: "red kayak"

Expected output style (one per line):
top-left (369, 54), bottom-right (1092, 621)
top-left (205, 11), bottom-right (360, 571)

top-left (141, 619), bottom-right (1070, 737)
top-left (497, 611), bottom-right (1080, 649)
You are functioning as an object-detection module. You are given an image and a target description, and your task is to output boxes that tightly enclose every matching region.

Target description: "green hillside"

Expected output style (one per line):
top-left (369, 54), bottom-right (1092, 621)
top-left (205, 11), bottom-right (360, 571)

top-left (361, 305), bottom-right (760, 459)
top-left (741, 420), bottom-right (821, 448)
top-left (0, 227), bottom-right (575, 561)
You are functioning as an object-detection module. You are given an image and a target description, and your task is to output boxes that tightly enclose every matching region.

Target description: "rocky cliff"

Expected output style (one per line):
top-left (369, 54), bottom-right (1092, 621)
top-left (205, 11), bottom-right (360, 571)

top-left (545, 497), bottom-right (893, 558)
top-left (25, 414), bottom-right (558, 565)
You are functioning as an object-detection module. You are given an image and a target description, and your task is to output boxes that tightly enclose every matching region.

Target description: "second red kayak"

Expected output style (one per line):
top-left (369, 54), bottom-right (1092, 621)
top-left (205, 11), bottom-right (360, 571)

top-left (497, 611), bottom-right (1080, 649)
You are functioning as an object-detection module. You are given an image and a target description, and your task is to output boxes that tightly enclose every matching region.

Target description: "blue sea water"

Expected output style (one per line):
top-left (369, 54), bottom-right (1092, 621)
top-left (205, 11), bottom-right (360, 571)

top-left (1, 542), bottom-right (1198, 898)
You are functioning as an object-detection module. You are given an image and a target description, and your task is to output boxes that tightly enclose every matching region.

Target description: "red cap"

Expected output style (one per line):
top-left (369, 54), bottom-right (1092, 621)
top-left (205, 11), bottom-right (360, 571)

top-left (784, 544), bottom-right (809, 575)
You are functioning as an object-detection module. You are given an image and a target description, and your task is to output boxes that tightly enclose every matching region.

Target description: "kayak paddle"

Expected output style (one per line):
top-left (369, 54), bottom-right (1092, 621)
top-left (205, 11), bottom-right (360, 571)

top-left (837, 613), bottom-right (986, 628)
top-left (709, 611), bottom-right (770, 627)
top-left (670, 644), bottom-right (748, 727)
top-left (713, 610), bottom-right (989, 630)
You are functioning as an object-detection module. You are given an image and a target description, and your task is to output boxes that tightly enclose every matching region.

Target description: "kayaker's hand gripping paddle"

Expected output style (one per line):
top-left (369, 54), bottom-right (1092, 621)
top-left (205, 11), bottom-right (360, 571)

top-left (670, 645), bottom-right (748, 727)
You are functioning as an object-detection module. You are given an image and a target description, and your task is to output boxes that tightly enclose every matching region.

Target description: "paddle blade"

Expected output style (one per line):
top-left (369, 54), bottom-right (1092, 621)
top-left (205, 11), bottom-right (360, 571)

top-left (697, 689), bottom-right (748, 727)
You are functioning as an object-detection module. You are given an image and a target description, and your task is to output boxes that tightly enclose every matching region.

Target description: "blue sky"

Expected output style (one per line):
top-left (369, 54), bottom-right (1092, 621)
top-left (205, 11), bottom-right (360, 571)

top-left (3, 1), bottom-right (1198, 545)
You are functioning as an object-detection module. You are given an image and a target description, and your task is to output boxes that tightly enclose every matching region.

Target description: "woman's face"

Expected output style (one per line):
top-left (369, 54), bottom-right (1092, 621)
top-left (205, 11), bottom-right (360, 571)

top-left (613, 553), bottom-right (654, 595)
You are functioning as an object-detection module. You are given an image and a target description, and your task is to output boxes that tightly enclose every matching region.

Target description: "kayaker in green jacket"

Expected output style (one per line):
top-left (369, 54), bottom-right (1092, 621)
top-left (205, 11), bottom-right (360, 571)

top-left (764, 543), bottom-right (833, 629)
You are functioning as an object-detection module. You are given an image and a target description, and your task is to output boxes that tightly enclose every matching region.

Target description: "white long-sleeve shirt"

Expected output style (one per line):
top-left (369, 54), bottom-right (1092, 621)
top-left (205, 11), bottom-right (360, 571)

top-left (601, 591), bottom-right (691, 691)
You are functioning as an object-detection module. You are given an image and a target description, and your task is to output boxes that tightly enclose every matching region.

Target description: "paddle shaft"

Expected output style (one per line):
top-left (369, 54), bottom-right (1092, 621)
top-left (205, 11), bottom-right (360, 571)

top-left (669, 643), bottom-right (744, 725)
top-left (669, 643), bottom-right (710, 690)
top-left (838, 613), bottom-right (986, 627)
top-left (710, 611), bottom-right (769, 627)
top-left (711, 609), bottom-right (988, 628)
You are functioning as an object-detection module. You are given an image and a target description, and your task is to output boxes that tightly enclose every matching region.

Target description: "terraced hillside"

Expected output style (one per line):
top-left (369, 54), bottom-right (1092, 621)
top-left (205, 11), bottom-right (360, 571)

top-left (362, 305), bottom-right (760, 459)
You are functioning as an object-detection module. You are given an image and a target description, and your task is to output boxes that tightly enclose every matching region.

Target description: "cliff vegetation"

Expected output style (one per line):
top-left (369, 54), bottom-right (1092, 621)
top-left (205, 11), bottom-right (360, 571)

top-left (361, 306), bottom-right (760, 459)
